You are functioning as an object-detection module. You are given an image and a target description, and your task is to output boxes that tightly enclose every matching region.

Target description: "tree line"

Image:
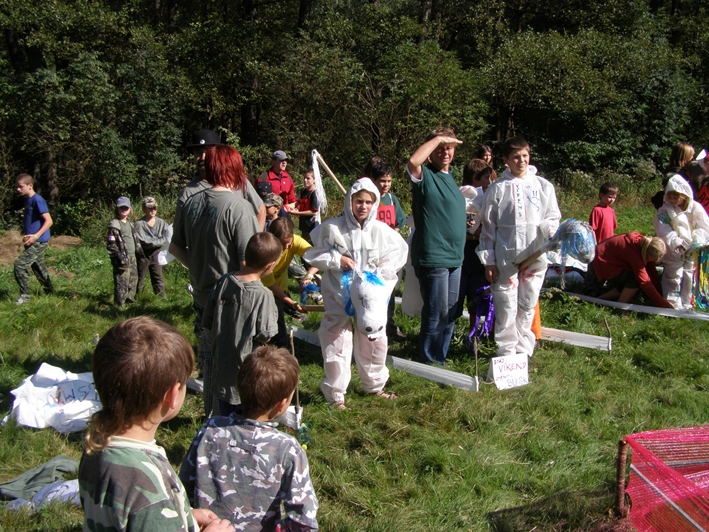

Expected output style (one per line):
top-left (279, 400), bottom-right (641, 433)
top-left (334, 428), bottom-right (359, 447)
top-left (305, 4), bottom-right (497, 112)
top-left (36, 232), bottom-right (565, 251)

top-left (1, 0), bottom-right (707, 224)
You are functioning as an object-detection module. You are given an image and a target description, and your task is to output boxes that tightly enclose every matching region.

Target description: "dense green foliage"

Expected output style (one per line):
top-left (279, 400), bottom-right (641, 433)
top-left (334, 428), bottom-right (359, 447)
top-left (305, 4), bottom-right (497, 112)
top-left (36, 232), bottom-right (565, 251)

top-left (1, 0), bottom-right (708, 223)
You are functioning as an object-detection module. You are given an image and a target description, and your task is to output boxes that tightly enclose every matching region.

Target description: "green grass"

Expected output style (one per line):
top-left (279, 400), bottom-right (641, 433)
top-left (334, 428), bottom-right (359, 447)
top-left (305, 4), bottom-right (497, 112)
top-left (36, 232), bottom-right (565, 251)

top-left (1, 198), bottom-right (707, 530)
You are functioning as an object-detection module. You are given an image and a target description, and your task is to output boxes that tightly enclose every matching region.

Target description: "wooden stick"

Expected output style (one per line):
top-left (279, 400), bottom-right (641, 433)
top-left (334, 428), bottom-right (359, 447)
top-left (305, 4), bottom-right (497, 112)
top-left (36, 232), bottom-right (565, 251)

top-left (316, 154), bottom-right (347, 195)
top-left (615, 439), bottom-right (629, 517)
top-left (302, 304), bottom-right (325, 312)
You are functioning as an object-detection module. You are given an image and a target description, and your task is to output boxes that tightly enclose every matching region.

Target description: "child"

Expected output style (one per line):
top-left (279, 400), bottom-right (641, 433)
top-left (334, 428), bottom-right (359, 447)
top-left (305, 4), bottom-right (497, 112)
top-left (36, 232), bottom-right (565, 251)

top-left (455, 160), bottom-right (497, 321)
top-left (134, 196), bottom-right (167, 297)
top-left (589, 182), bottom-right (618, 244)
top-left (304, 178), bottom-right (408, 408)
top-left (584, 232), bottom-right (673, 308)
top-left (369, 160), bottom-right (407, 340)
top-left (654, 175), bottom-right (709, 308)
top-left (290, 169), bottom-right (320, 244)
top-left (478, 137), bottom-right (561, 359)
top-left (107, 196), bottom-right (139, 307)
top-left (263, 218), bottom-right (317, 347)
top-left (180, 345), bottom-right (318, 531)
top-left (202, 232), bottom-right (282, 416)
top-left (13, 173), bottom-right (54, 304)
top-left (79, 316), bottom-right (233, 532)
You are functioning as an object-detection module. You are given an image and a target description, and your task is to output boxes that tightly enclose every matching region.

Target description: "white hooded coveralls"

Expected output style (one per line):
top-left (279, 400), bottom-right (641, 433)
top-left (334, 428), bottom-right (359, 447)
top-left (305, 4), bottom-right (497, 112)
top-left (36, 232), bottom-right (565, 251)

top-left (653, 175), bottom-right (709, 307)
top-left (477, 166), bottom-right (560, 357)
top-left (303, 178), bottom-right (408, 404)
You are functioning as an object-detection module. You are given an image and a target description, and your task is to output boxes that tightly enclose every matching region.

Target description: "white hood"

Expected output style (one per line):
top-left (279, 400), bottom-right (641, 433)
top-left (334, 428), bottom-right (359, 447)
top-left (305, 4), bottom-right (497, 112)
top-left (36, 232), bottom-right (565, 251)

top-left (344, 178), bottom-right (381, 231)
top-left (664, 174), bottom-right (693, 210)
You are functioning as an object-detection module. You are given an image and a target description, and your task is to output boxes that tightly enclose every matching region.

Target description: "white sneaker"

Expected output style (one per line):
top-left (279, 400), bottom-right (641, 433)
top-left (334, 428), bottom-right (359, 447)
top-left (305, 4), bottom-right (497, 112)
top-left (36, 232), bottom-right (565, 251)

top-left (15, 294), bottom-right (30, 305)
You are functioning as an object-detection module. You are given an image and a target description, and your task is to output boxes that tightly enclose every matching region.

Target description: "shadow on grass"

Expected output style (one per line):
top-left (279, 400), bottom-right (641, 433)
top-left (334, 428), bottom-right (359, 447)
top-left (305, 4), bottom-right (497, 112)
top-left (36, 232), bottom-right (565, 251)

top-left (486, 488), bottom-right (617, 531)
top-left (82, 299), bottom-right (195, 326)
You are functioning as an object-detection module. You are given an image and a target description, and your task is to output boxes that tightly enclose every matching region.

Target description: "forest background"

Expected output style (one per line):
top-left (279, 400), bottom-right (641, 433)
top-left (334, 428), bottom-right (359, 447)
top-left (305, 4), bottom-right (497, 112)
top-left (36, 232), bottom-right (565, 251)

top-left (1, 0), bottom-right (709, 227)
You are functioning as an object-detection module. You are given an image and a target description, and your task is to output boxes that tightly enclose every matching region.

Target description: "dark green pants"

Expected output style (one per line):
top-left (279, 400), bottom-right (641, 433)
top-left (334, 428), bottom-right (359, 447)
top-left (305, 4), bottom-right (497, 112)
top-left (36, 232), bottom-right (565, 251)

top-left (14, 241), bottom-right (53, 296)
top-left (113, 255), bottom-right (138, 306)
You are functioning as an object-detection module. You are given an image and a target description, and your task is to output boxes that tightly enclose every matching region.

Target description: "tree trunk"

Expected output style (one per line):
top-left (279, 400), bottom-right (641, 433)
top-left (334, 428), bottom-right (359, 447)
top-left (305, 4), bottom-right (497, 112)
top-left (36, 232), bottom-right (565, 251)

top-left (46, 151), bottom-right (59, 204)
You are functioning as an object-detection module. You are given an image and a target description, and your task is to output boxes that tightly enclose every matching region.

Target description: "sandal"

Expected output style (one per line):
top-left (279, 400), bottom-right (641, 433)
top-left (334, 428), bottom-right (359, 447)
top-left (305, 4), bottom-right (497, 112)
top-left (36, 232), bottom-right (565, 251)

top-left (374, 391), bottom-right (398, 400)
top-left (330, 401), bottom-right (346, 410)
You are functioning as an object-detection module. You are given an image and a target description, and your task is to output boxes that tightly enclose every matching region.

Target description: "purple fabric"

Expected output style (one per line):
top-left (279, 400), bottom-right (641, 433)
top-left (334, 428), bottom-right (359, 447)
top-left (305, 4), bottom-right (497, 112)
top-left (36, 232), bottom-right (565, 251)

top-left (467, 285), bottom-right (494, 348)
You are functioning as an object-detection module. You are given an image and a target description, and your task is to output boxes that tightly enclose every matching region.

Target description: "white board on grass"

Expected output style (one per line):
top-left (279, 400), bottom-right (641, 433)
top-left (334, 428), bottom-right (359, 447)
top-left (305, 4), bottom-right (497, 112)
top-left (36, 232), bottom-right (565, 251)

top-left (492, 354), bottom-right (529, 390)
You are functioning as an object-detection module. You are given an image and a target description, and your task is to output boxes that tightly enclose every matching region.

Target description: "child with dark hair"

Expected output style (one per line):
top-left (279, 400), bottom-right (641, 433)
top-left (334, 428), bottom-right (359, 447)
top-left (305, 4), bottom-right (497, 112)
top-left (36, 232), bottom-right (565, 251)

top-left (203, 232), bottom-right (283, 416)
top-left (107, 196), bottom-right (139, 307)
top-left (79, 316), bottom-right (233, 532)
top-left (455, 160), bottom-right (497, 322)
top-left (478, 137), bottom-right (560, 359)
top-left (476, 144), bottom-right (493, 166)
top-left (180, 345), bottom-right (318, 531)
top-left (290, 169), bottom-right (320, 244)
top-left (589, 182), bottom-right (618, 244)
top-left (369, 160), bottom-right (407, 339)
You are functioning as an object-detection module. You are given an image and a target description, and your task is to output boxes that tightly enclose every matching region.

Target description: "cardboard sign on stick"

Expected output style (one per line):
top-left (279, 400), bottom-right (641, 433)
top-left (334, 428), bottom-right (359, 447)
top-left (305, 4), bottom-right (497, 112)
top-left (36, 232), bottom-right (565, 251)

top-left (492, 354), bottom-right (529, 390)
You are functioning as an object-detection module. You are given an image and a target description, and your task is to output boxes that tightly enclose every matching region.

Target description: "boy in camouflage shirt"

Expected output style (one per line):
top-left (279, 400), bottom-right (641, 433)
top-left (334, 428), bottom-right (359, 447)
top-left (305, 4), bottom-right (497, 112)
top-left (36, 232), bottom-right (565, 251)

top-left (180, 346), bottom-right (318, 531)
top-left (79, 317), bottom-right (234, 532)
top-left (107, 197), bottom-right (139, 307)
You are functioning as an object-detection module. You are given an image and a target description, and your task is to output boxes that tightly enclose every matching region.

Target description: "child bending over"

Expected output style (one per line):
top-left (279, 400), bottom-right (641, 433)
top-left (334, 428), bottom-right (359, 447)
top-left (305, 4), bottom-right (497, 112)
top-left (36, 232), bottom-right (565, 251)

top-left (79, 317), bottom-right (233, 532)
top-left (180, 345), bottom-right (318, 531)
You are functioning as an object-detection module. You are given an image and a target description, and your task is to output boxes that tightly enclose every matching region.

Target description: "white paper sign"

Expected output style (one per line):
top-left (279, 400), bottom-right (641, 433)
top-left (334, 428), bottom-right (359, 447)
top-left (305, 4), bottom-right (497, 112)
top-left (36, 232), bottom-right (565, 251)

top-left (492, 354), bottom-right (529, 390)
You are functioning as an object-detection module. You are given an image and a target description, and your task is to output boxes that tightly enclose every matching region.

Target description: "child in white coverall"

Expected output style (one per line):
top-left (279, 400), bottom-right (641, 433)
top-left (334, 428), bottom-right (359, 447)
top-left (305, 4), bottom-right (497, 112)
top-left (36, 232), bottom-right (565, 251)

top-left (304, 178), bottom-right (408, 409)
top-left (477, 137), bottom-right (561, 359)
top-left (654, 174), bottom-right (709, 309)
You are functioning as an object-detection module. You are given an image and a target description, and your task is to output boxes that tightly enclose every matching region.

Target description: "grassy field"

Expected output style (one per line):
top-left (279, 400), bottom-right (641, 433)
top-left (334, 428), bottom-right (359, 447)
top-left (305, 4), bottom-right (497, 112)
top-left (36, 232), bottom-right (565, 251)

top-left (0, 184), bottom-right (707, 531)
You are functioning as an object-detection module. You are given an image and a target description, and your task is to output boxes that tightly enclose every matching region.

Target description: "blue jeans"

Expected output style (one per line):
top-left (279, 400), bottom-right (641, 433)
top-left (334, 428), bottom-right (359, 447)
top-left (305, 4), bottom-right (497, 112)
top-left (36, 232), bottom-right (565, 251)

top-left (415, 266), bottom-right (461, 364)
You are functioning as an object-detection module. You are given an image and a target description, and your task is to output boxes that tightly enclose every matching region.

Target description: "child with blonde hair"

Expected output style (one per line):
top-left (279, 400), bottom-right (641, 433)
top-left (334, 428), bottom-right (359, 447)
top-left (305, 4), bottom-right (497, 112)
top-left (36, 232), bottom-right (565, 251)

top-left (79, 316), bottom-right (233, 532)
top-left (584, 233), bottom-right (673, 308)
top-left (654, 175), bottom-right (709, 308)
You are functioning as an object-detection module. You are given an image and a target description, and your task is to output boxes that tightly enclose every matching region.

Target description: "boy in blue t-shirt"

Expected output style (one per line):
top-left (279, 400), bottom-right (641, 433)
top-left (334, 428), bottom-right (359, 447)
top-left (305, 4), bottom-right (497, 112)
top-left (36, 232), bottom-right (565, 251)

top-left (14, 173), bottom-right (54, 304)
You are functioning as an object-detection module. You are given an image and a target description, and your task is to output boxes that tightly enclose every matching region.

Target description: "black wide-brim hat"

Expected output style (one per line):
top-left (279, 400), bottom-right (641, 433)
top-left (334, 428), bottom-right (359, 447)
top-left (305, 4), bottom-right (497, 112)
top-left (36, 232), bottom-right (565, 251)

top-left (187, 129), bottom-right (222, 149)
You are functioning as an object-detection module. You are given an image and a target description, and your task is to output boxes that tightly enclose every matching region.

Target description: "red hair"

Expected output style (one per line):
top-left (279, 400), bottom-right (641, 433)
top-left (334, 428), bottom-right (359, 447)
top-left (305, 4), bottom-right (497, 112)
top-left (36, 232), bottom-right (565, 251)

top-left (204, 145), bottom-right (248, 192)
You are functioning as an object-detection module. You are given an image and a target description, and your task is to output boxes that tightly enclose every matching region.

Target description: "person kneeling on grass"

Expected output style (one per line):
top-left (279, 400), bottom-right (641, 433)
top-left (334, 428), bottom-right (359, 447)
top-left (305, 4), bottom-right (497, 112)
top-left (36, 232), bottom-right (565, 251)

top-left (583, 232), bottom-right (673, 308)
top-left (79, 316), bottom-right (234, 532)
top-left (303, 178), bottom-right (408, 409)
top-left (180, 345), bottom-right (318, 531)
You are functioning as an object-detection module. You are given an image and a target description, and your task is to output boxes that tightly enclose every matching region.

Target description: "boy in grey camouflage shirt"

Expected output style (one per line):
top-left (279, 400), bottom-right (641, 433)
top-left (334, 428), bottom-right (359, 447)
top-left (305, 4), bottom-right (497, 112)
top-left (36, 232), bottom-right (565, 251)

top-left (180, 345), bottom-right (318, 531)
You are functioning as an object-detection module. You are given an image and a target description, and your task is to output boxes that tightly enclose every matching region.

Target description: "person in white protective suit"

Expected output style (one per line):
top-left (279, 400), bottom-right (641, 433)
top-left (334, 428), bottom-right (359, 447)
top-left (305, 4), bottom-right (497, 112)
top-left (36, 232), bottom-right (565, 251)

top-left (303, 178), bottom-right (408, 409)
top-left (477, 137), bottom-right (561, 359)
top-left (653, 174), bottom-right (709, 309)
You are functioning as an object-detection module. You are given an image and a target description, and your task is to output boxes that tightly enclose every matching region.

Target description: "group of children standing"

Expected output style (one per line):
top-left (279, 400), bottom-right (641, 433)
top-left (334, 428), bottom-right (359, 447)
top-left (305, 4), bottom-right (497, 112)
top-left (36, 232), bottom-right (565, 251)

top-left (13, 130), bottom-right (708, 532)
top-left (106, 196), bottom-right (168, 306)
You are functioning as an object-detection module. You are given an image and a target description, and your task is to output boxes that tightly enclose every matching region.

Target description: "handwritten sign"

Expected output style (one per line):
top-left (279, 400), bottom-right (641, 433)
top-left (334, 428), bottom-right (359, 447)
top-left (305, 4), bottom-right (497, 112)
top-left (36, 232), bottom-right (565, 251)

top-left (492, 354), bottom-right (529, 390)
top-left (51, 381), bottom-right (100, 406)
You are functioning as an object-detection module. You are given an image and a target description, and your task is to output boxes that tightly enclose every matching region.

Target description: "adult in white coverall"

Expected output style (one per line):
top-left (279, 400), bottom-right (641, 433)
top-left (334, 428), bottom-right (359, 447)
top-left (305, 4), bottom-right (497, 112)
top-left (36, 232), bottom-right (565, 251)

top-left (653, 174), bottom-right (709, 308)
top-left (304, 178), bottom-right (408, 406)
top-left (477, 139), bottom-right (560, 358)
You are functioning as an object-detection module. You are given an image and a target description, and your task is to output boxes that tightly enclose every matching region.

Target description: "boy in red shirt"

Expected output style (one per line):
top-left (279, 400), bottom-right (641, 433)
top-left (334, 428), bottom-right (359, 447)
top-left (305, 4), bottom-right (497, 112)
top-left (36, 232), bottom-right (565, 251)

top-left (589, 182), bottom-right (618, 244)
